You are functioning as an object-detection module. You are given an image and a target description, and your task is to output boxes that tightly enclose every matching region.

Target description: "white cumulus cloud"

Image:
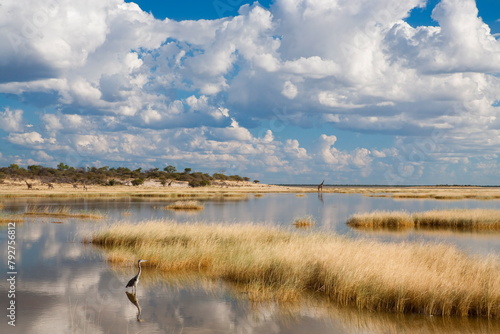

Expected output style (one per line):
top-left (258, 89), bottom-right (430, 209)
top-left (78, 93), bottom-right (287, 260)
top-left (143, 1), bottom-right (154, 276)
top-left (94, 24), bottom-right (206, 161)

top-left (0, 0), bottom-right (500, 184)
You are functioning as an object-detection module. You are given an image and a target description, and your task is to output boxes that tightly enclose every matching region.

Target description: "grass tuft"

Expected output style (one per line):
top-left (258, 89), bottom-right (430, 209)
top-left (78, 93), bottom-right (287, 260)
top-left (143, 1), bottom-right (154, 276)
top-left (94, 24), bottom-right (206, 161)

top-left (91, 221), bottom-right (500, 318)
top-left (24, 205), bottom-right (105, 219)
top-left (0, 215), bottom-right (23, 223)
top-left (347, 209), bottom-right (500, 231)
top-left (347, 211), bottom-right (414, 230)
top-left (164, 200), bottom-right (204, 211)
top-left (292, 215), bottom-right (315, 228)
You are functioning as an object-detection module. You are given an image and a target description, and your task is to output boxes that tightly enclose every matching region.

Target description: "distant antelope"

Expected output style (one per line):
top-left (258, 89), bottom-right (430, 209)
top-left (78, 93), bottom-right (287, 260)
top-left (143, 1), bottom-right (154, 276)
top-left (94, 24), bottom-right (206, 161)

top-left (25, 180), bottom-right (33, 190)
top-left (318, 180), bottom-right (324, 193)
top-left (83, 184), bottom-right (88, 191)
top-left (73, 184), bottom-right (79, 189)
top-left (47, 183), bottom-right (54, 189)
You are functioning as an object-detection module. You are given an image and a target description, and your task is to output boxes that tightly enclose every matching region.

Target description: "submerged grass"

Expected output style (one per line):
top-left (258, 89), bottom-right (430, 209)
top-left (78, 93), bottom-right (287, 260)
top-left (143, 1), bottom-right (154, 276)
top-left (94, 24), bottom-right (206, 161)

top-left (24, 205), bottom-right (105, 219)
top-left (91, 221), bottom-right (500, 318)
top-left (292, 215), bottom-right (315, 228)
top-left (164, 200), bottom-right (204, 211)
top-left (347, 209), bottom-right (500, 231)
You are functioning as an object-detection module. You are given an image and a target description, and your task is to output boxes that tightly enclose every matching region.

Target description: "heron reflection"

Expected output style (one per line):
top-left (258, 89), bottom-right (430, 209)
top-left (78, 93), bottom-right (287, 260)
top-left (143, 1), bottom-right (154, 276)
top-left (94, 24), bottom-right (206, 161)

top-left (125, 291), bottom-right (142, 322)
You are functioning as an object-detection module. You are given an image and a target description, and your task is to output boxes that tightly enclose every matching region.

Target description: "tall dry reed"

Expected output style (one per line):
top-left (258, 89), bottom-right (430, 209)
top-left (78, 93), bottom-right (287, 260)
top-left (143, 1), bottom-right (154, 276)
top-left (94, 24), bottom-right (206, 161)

top-left (91, 221), bottom-right (500, 318)
top-left (0, 215), bottom-right (23, 223)
top-left (164, 200), bottom-right (204, 211)
top-left (413, 209), bottom-right (500, 230)
top-left (24, 205), bottom-right (105, 219)
top-left (347, 209), bottom-right (500, 231)
top-left (346, 211), bottom-right (413, 230)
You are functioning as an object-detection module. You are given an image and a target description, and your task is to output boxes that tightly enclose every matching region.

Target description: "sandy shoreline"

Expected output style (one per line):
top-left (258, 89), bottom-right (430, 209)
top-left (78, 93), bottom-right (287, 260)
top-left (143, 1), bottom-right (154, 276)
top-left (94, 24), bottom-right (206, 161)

top-left (1, 179), bottom-right (500, 199)
top-left (0, 180), bottom-right (310, 198)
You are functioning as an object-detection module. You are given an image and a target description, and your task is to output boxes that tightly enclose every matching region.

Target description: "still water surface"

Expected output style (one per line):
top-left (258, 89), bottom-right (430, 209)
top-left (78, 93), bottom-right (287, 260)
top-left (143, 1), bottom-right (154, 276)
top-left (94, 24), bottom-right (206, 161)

top-left (1, 193), bottom-right (500, 333)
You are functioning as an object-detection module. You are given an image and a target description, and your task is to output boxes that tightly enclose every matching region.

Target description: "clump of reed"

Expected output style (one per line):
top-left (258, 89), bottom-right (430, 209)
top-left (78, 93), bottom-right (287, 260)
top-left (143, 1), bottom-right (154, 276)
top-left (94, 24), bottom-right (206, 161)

top-left (347, 209), bottom-right (500, 231)
top-left (221, 193), bottom-right (248, 199)
top-left (0, 215), bottom-right (23, 223)
top-left (24, 205), bottom-right (105, 219)
top-left (213, 193), bottom-right (249, 202)
top-left (413, 209), bottom-right (500, 230)
top-left (390, 192), bottom-right (500, 201)
top-left (346, 211), bottom-right (414, 230)
top-left (164, 200), bottom-right (204, 211)
top-left (391, 193), bottom-right (433, 199)
top-left (292, 215), bottom-right (315, 228)
top-left (90, 221), bottom-right (500, 318)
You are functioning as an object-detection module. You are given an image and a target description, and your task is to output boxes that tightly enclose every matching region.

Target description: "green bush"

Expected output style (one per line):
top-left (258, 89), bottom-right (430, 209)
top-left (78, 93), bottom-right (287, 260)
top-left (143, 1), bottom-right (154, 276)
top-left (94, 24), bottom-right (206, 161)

top-left (189, 179), bottom-right (211, 187)
top-left (0, 164), bottom-right (251, 188)
top-left (131, 178), bottom-right (144, 186)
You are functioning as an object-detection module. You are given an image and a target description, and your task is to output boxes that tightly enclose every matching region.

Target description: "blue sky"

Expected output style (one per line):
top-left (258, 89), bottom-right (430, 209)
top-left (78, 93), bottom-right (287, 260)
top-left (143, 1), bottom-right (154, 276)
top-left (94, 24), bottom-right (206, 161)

top-left (126, 0), bottom-right (274, 20)
top-left (1, 0), bottom-right (500, 185)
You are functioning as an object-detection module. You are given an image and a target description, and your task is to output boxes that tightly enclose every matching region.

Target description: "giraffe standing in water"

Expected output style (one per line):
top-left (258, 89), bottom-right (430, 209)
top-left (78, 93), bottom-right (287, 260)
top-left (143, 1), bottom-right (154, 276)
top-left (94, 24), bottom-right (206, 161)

top-left (318, 180), bottom-right (324, 193)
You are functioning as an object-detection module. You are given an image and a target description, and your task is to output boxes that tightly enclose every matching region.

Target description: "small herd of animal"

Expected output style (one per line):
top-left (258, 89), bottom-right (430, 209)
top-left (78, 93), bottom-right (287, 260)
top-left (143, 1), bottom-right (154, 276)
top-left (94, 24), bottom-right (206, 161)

top-left (24, 180), bottom-right (87, 191)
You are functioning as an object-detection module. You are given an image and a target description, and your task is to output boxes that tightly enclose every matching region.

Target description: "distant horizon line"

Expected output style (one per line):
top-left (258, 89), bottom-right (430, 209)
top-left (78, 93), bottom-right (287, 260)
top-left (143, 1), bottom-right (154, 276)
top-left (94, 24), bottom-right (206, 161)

top-left (275, 184), bottom-right (500, 188)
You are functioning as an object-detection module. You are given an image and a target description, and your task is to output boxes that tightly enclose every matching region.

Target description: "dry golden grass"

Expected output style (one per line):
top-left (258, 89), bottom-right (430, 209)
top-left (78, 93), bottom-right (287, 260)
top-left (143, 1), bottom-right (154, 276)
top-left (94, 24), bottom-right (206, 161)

top-left (292, 215), bottom-right (315, 228)
top-left (164, 200), bottom-right (204, 211)
top-left (2, 181), bottom-right (500, 200)
top-left (347, 211), bottom-right (414, 230)
top-left (391, 193), bottom-right (434, 199)
top-left (90, 221), bottom-right (500, 318)
top-left (0, 215), bottom-right (23, 223)
top-left (388, 189), bottom-right (500, 200)
top-left (24, 205), bottom-right (105, 219)
top-left (413, 209), bottom-right (500, 230)
top-left (0, 181), bottom-right (300, 199)
top-left (94, 256), bottom-right (500, 333)
top-left (347, 209), bottom-right (500, 231)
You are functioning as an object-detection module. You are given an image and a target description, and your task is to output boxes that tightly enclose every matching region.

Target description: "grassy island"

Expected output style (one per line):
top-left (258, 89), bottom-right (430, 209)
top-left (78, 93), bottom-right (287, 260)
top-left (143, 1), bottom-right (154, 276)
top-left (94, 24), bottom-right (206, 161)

top-left (90, 221), bottom-right (500, 318)
top-left (347, 209), bottom-right (500, 231)
top-left (164, 200), bottom-right (204, 211)
top-left (24, 205), bottom-right (105, 219)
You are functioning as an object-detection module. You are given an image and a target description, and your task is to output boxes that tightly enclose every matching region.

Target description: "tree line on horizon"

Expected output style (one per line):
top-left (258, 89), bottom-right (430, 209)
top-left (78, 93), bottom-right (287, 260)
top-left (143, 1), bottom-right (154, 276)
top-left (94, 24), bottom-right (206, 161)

top-left (0, 163), bottom-right (256, 188)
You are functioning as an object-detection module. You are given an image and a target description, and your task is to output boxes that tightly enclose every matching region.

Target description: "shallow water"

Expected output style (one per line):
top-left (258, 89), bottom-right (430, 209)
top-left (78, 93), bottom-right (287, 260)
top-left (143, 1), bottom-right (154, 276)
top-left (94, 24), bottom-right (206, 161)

top-left (1, 193), bottom-right (500, 333)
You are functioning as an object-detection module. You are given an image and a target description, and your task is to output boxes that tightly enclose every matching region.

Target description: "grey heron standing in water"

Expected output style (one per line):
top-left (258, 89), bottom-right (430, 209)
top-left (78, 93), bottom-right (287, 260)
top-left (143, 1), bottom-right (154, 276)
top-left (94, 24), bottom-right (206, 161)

top-left (126, 259), bottom-right (147, 292)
